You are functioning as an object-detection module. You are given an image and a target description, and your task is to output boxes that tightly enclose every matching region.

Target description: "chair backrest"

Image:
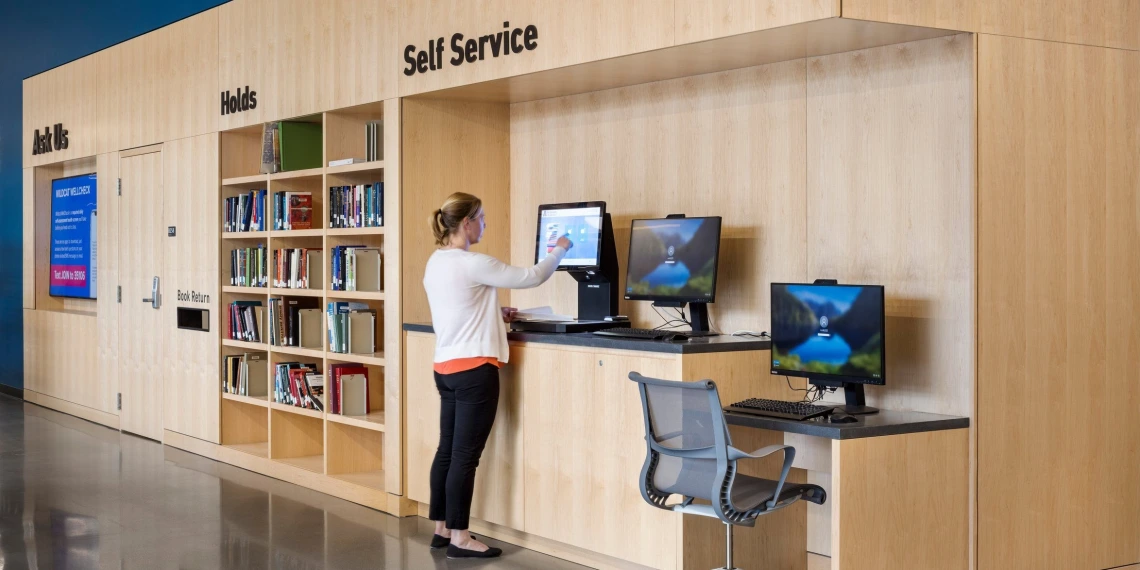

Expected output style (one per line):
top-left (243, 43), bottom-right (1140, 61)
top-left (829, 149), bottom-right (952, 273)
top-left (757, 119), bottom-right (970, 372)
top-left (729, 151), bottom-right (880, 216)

top-left (629, 371), bottom-right (731, 507)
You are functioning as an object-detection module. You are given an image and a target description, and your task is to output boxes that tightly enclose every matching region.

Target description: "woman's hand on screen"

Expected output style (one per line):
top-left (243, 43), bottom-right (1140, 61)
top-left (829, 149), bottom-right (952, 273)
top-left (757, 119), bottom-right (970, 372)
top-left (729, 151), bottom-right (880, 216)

top-left (557, 235), bottom-right (573, 250)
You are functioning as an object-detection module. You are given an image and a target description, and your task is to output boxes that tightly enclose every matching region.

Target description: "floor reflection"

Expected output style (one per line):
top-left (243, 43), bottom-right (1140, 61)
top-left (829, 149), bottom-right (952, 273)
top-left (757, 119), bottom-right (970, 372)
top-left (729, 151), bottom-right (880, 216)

top-left (1, 395), bottom-right (585, 569)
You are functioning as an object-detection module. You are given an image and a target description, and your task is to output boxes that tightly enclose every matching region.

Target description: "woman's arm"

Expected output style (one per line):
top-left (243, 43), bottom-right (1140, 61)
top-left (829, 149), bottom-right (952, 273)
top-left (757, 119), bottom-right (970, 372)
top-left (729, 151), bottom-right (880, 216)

top-left (468, 246), bottom-right (568, 289)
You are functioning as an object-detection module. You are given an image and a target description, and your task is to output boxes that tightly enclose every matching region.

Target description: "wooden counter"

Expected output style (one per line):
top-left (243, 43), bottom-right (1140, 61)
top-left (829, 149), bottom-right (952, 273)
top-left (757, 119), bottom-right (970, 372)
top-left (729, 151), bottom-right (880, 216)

top-left (404, 327), bottom-right (969, 570)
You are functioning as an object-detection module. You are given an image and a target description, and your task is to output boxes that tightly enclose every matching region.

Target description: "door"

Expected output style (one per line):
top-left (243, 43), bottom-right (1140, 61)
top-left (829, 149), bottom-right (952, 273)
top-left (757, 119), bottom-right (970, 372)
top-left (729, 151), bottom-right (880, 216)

top-left (118, 149), bottom-right (164, 440)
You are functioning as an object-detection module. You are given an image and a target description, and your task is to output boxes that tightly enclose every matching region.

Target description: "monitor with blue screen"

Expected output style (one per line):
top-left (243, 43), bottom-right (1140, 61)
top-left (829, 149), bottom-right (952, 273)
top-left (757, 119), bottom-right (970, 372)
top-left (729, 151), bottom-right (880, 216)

top-left (770, 283), bottom-right (885, 385)
top-left (535, 202), bottom-right (605, 269)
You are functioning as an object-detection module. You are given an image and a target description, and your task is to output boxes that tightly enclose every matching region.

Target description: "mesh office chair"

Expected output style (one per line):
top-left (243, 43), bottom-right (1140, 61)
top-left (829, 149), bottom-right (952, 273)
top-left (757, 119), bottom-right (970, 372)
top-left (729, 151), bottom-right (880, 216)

top-left (629, 372), bottom-right (827, 570)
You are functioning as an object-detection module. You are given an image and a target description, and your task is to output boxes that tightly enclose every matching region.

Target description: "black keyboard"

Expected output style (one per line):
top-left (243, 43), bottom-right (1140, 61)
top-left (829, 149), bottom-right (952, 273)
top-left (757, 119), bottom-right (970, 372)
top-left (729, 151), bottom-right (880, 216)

top-left (725, 398), bottom-right (834, 421)
top-left (592, 327), bottom-right (686, 340)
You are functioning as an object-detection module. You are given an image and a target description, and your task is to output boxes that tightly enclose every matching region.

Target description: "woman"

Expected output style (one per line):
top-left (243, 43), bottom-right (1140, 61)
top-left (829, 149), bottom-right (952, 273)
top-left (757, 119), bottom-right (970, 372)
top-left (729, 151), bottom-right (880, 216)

top-left (423, 192), bottom-right (572, 559)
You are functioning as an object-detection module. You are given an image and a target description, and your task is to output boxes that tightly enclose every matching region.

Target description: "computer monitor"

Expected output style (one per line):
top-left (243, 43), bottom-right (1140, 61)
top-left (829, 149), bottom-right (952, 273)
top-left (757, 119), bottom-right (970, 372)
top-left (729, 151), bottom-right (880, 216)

top-left (535, 202), bottom-right (605, 270)
top-left (769, 282), bottom-right (886, 414)
top-left (624, 216), bottom-right (722, 332)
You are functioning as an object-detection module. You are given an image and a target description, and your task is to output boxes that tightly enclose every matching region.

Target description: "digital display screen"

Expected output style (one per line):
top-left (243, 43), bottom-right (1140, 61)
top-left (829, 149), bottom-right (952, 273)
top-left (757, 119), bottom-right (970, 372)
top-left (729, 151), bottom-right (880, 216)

top-left (49, 173), bottom-right (98, 299)
top-left (770, 284), bottom-right (885, 383)
top-left (625, 217), bottom-right (721, 302)
top-left (536, 205), bottom-right (603, 268)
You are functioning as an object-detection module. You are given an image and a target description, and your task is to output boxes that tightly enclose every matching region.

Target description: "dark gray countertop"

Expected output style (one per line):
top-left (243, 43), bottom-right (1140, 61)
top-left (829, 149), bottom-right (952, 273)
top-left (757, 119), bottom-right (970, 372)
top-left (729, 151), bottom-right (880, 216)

top-left (724, 408), bottom-right (969, 440)
top-left (402, 323), bottom-right (770, 354)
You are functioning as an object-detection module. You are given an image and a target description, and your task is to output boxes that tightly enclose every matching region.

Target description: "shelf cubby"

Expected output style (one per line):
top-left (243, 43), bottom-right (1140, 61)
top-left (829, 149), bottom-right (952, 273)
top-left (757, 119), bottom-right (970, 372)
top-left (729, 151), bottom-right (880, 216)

top-left (325, 360), bottom-right (385, 421)
top-left (326, 170), bottom-right (386, 232)
top-left (326, 420), bottom-right (384, 491)
top-left (324, 296), bottom-right (383, 360)
top-left (221, 397), bottom-right (269, 455)
top-left (269, 175), bottom-right (324, 232)
top-left (326, 233), bottom-right (385, 295)
top-left (220, 124), bottom-right (265, 180)
top-left (269, 408), bottom-right (324, 468)
top-left (324, 100), bottom-right (384, 166)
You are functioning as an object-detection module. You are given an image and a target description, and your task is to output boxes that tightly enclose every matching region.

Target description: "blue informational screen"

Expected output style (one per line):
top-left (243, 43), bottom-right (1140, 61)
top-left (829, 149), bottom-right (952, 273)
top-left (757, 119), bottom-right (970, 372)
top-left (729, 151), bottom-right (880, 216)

top-left (536, 205), bottom-right (603, 268)
top-left (49, 173), bottom-right (98, 299)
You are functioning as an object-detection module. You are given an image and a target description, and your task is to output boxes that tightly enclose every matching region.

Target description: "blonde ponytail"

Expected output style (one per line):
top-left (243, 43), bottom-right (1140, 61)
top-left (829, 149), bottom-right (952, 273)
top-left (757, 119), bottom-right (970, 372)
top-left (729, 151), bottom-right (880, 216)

top-left (430, 192), bottom-right (483, 246)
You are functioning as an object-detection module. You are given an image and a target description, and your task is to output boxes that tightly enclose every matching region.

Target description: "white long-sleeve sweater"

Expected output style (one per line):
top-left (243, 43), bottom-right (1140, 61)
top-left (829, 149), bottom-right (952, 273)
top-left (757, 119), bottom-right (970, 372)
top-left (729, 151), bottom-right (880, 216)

top-left (423, 246), bottom-right (567, 364)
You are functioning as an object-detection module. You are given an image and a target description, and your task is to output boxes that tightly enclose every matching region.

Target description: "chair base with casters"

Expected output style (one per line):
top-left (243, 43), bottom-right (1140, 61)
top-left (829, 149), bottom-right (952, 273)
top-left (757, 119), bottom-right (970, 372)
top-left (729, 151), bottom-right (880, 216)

top-left (629, 371), bottom-right (827, 570)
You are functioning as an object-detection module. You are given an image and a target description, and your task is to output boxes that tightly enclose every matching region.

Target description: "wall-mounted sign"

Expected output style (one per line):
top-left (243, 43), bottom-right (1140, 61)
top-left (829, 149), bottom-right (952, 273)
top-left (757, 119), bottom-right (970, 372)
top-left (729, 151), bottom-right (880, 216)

top-left (221, 86), bottom-right (257, 115)
top-left (177, 289), bottom-right (211, 304)
top-left (32, 123), bottom-right (69, 155)
top-left (403, 22), bottom-right (539, 76)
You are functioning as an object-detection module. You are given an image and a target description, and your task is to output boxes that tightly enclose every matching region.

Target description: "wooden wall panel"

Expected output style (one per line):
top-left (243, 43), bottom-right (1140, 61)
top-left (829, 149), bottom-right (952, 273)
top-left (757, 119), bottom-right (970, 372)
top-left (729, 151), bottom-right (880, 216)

top-left (382, 98), bottom-right (404, 493)
top-left (843, 0), bottom-right (1140, 51)
top-left (397, 0), bottom-right (675, 97)
top-left (978, 34), bottom-right (1140, 570)
top-left (509, 59), bottom-right (808, 334)
top-left (96, 10), bottom-right (218, 154)
top-left (162, 134), bottom-right (220, 444)
top-left (24, 310), bottom-right (104, 412)
top-left (23, 57), bottom-right (98, 167)
top-left (96, 152), bottom-right (120, 417)
top-left (23, 168), bottom-right (34, 309)
top-left (400, 99), bottom-right (511, 325)
top-left (218, 0), bottom-right (398, 130)
top-left (806, 34), bottom-right (974, 416)
top-left (675, 0), bottom-right (838, 45)
top-left (217, 0), bottom-right (277, 129)
top-left (833, 429), bottom-right (969, 570)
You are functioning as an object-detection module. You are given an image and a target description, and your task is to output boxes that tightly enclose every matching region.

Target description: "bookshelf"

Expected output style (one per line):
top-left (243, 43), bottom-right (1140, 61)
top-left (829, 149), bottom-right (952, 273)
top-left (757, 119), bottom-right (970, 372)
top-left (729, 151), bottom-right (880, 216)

top-left (217, 101), bottom-right (399, 512)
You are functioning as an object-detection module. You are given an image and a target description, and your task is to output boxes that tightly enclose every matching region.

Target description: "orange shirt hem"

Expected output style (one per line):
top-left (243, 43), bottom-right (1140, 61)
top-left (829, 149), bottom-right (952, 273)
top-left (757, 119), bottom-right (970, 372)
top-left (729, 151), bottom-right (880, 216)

top-left (433, 357), bottom-right (503, 375)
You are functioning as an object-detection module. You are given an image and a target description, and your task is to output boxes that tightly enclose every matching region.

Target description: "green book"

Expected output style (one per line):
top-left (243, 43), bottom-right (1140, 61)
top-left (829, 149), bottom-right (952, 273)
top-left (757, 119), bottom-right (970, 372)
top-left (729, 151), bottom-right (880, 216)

top-left (278, 121), bottom-right (323, 172)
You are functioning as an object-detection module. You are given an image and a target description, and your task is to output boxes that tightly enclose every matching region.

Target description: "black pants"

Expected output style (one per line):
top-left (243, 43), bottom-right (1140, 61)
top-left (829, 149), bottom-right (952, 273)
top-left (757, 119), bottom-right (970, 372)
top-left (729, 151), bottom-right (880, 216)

top-left (428, 363), bottom-right (500, 530)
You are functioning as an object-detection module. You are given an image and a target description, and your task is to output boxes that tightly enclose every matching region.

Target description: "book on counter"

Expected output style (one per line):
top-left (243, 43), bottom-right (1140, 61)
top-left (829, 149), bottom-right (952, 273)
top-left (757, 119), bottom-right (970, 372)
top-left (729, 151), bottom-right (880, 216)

top-left (328, 158), bottom-right (361, 167)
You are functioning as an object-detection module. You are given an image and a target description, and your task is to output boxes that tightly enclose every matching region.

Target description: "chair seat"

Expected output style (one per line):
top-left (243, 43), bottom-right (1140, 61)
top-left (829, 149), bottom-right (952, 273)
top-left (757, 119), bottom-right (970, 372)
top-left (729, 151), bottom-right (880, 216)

top-left (730, 473), bottom-right (827, 512)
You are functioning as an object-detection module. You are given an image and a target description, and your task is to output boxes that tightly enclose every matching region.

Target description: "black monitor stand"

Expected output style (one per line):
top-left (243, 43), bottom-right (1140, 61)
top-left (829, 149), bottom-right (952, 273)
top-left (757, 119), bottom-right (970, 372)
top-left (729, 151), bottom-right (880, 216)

top-left (651, 300), bottom-right (712, 333)
top-left (511, 213), bottom-right (621, 334)
top-left (809, 377), bottom-right (879, 415)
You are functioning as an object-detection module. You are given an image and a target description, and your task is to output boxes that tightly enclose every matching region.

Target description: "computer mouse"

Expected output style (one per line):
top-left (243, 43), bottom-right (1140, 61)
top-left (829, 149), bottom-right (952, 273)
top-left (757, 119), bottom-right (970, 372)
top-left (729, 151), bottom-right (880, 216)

top-left (829, 413), bottom-right (859, 424)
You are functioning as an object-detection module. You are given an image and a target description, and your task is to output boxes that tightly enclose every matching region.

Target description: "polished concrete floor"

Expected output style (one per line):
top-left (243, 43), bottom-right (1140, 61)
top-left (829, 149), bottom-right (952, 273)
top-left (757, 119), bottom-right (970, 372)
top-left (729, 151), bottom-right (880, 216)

top-left (0, 395), bottom-right (586, 570)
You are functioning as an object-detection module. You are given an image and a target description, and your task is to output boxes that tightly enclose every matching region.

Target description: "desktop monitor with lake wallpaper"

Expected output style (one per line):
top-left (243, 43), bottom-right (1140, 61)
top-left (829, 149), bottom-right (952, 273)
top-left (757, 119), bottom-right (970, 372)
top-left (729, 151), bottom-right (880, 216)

top-left (770, 282), bottom-right (885, 413)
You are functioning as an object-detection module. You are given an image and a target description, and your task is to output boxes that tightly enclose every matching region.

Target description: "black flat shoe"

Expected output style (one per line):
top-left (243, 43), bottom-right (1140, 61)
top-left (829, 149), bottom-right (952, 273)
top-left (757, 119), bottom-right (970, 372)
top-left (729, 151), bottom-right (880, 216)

top-left (446, 544), bottom-right (502, 559)
top-left (431, 534), bottom-right (477, 549)
top-left (430, 534), bottom-right (449, 549)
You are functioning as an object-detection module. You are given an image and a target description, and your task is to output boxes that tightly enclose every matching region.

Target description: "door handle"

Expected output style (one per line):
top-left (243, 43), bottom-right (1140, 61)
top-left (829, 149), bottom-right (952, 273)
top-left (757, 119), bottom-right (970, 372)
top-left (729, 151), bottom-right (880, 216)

top-left (141, 276), bottom-right (159, 309)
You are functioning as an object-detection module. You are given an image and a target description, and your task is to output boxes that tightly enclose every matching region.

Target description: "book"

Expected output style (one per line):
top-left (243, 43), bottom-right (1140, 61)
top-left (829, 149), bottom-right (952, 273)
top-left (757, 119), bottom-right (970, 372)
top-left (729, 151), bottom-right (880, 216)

top-left (298, 308), bottom-right (322, 349)
top-left (348, 310), bottom-right (376, 354)
top-left (328, 158), bottom-right (360, 167)
top-left (260, 123), bottom-right (279, 174)
top-left (279, 192), bottom-right (313, 231)
top-left (350, 248), bottom-right (381, 292)
top-left (278, 121), bottom-right (323, 172)
top-left (341, 373), bottom-right (368, 416)
top-left (366, 119), bottom-right (383, 162)
top-left (326, 301), bottom-right (368, 353)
